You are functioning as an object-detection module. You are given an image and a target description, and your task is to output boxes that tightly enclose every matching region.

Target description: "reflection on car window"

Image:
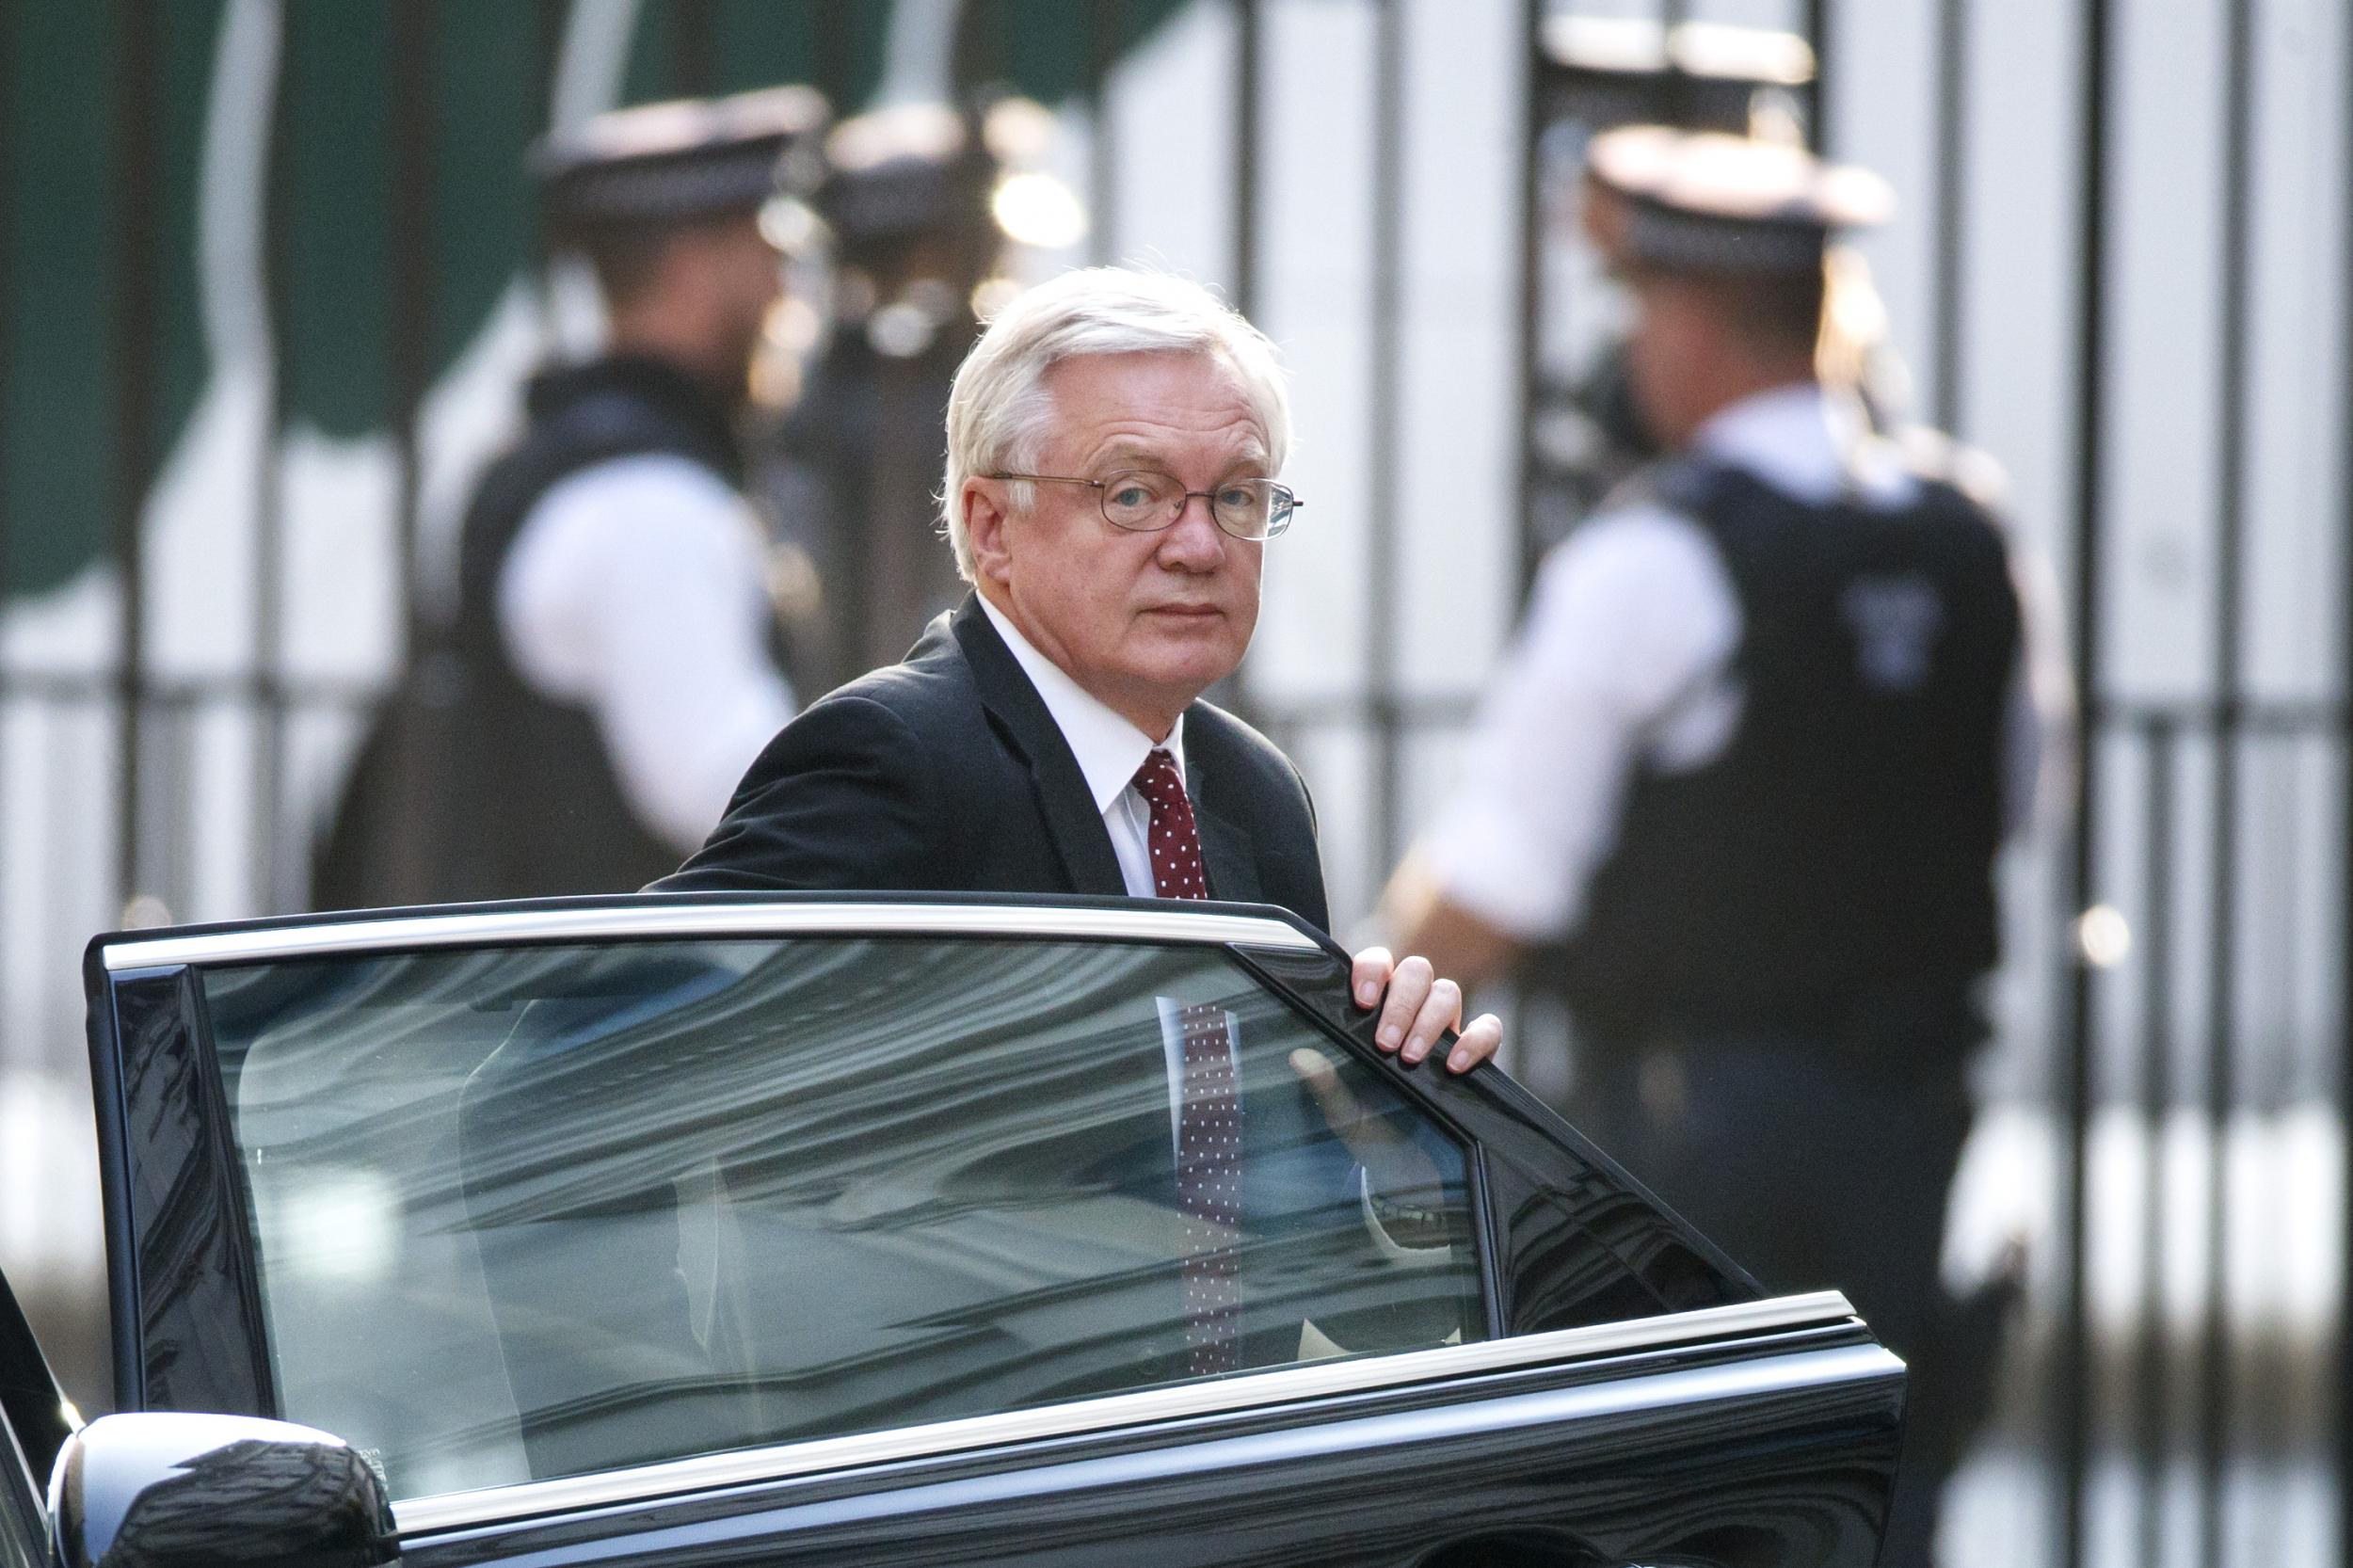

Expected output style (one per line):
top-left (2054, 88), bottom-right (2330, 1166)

top-left (202, 938), bottom-right (1483, 1496)
top-left (0, 1395), bottom-right (41, 1568)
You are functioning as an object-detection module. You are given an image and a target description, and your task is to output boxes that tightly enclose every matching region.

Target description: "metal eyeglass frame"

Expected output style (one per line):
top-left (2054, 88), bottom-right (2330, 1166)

top-left (989, 470), bottom-right (1302, 540)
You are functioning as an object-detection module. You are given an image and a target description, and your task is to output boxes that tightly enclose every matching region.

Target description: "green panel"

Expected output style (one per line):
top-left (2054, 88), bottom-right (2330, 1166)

top-left (2, 0), bottom-right (119, 596)
top-left (621, 0), bottom-right (676, 106)
top-left (994, 0), bottom-right (1193, 104)
top-left (710, 0), bottom-right (814, 97)
top-left (428, 3), bottom-right (546, 376)
top-left (696, 0), bottom-right (892, 111)
top-left (710, 0), bottom-right (820, 94)
top-left (277, 2), bottom-right (392, 438)
top-left (0, 0), bottom-right (1206, 605)
top-left (153, 1), bottom-right (226, 528)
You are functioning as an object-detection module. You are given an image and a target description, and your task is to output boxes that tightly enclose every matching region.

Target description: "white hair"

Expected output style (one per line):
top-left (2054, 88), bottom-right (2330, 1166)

top-left (940, 267), bottom-right (1291, 582)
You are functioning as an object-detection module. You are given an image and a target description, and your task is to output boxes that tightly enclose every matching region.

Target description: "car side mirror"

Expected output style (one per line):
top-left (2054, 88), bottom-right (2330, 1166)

top-left (48, 1412), bottom-right (398, 1568)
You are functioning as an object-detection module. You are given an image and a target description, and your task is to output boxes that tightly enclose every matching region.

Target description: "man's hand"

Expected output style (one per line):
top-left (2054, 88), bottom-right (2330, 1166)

top-left (1349, 947), bottom-right (1501, 1073)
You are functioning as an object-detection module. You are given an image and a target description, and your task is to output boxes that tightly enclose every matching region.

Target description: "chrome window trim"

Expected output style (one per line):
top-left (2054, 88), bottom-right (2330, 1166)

top-left (99, 902), bottom-right (1322, 972)
top-left (392, 1289), bottom-right (1859, 1534)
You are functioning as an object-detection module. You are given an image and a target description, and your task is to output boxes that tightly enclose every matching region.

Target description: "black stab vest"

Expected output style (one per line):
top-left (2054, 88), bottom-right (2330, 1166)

top-left (1556, 457), bottom-right (2022, 1048)
top-left (313, 357), bottom-right (747, 907)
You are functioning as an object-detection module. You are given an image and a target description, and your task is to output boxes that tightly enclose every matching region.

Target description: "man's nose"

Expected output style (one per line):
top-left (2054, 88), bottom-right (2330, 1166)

top-left (1155, 494), bottom-right (1227, 568)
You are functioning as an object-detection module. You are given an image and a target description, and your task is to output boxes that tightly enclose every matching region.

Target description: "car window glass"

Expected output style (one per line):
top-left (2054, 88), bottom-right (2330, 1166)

top-left (200, 937), bottom-right (1484, 1496)
top-left (0, 1410), bottom-right (39, 1568)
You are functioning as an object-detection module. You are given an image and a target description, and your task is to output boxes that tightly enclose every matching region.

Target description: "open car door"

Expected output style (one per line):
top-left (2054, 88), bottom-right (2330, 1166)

top-left (86, 894), bottom-right (1901, 1567)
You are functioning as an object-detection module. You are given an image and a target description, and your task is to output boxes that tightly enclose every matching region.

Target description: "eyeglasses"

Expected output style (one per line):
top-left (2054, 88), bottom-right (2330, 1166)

top-left (990, 470), bottom-right (1302, 540)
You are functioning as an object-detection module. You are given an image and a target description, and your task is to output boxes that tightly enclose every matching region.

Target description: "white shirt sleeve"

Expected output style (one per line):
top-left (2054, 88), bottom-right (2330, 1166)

top-left (498, 454), bottom-right (796, 856)
top-left (1415, 506), bottom-right (1741, 942)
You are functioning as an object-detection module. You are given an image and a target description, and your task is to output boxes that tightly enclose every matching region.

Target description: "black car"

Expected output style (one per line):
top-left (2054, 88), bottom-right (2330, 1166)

top-left (4, 895), bottom-right (1902, 1566)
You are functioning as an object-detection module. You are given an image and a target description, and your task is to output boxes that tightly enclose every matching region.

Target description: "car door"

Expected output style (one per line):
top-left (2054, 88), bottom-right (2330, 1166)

top-left (85, 894), bottom-right (1902, 1567)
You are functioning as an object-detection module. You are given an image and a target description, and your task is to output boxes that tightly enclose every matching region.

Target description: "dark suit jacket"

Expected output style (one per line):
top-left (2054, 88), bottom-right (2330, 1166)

top-left (657, 595), bottom-right (1331, 932)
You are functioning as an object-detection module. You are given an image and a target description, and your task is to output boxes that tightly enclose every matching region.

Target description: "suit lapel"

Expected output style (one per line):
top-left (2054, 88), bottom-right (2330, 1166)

top-left (952, 597), bottom-right (1128, 896)
top-left (1185, 722), bottom-right (1263, 905)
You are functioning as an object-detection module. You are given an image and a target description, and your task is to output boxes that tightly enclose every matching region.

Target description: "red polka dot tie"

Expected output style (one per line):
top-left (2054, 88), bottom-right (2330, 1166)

top-left (1130, 747), bottom-right (1209, 901)
top-left (1131, 748), bottom-right (1241, 1375)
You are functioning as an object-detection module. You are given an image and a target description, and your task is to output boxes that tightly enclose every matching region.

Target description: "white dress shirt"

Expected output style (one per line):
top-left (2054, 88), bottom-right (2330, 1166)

top-left (977, 599), bottom-right (1252, 1155)
top-left (1420, 382), bottom-right (2071, 943)
top-left (976, 594), bottom-right (1185, 899)
top-left (981, 594), bottom-right (1447, 1266)
top-left (500, 453), bottom-right (795, 856)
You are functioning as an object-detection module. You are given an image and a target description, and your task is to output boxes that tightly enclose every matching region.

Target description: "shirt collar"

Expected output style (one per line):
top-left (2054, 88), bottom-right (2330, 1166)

top-left (978, 594), bottom-right (1186, 814)
top-left (1692, 380), bottom-right (1907, 505)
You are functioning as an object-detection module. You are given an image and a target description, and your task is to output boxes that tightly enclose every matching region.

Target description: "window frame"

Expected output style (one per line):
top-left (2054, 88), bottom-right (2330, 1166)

top-left (87, 892), bottom-right (1767, 1534)
top-left (91, 900), bottom-right (1506, 1434)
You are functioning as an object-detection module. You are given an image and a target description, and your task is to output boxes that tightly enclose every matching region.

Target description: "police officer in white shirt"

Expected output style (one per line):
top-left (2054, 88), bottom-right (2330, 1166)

top-left (1381, 127), bottom-right (2070, 1568)
top-left (317, 88), bottom-right (821, 906)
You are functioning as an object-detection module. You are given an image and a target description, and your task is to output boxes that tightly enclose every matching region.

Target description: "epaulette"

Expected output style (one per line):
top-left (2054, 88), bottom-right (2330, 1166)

top-left (1889, 424), bottom-right (2011, 512)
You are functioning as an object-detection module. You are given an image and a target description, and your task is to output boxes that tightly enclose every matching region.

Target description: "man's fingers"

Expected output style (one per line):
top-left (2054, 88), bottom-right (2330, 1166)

top-left (1398, 976), bottom-right (1463, 1064)
top-left (1353, 948), bottom-right (1498, 1070)
top-left (1446, 1013), bottom-right (1503, 1073)
top-left (1372, 954), bottom-right (1435, 1054)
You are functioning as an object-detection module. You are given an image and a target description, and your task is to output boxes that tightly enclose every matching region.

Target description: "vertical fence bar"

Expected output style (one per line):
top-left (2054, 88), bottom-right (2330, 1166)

top-left (1803, 0), bottom-right (1833, 151)
top-left (813, 0), bottom-right (851, 107)
top-left (671, 0), bottom-right (714, 96)
top-left (1086, 0), bottom-right (1119, 267)
top-left (2340, 1), bottom-right (2353, 1554)
top-left (1515, 0), bottom-right (1544, 598)
top-left (2057, 1), bottom-right (2116, 1564)
top-left (250, 0), bottom-right (292, 915)
top-left (1657, 0), bottom-right (1690, 125)
top-left (2137, 717), bottom-right (2177, 1568)
top-left (1366, 0), bottom-right (1404, 876)
top-left (391, 1), bottom-right (433, 683)
top-left (1210, 0), bottom-right (1264, 728)
top-left (1230, 0), bottom-right (1259, 318)
top-left (1929, 0), bottom-right (1970, 435)
top-left (531, 0), bottom-right (565, 346)
top-left (0, 0), bottom-right (14, 1038)
top-left (110, 0), bottom-right (163, 920)
top-left (2200, 0), bottom-right (2258, 1560)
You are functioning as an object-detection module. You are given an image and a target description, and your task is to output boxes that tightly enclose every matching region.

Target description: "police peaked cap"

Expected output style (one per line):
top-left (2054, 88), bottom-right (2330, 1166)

top-left (1587, 125), bottom-right (1894, 274)
top-left (818, 102), bottom-right (990, 247)
top-left (533, 84), bottom-right (829, 229)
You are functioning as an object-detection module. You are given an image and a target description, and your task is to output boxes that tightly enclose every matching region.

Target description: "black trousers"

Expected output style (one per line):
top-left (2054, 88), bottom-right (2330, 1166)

top-left (1570, 1027), bottom-right (1977, 1568)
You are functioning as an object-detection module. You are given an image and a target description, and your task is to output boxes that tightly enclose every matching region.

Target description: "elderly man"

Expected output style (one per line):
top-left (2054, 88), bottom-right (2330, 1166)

top-left (663, 266), bottom-right (1499, 1075)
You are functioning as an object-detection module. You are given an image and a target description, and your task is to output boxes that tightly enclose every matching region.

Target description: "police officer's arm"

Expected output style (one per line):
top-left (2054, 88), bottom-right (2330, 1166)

top-left (502, 456), bottom-right (794, 855)
top-left (1374, 854), bottom-right (1522, 991)
top-left (1376, 506), bottom-right (1740, 990)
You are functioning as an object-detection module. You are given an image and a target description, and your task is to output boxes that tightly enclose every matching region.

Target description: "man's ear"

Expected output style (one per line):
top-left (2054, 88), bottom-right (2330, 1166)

top-left (963, 478), bottom-right (1016, 587)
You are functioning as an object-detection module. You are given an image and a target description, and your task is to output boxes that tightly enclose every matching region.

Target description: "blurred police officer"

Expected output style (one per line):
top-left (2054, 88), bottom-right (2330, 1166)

top-left (316, 87), bottom-right (824, 907)
top-left (1382, 127), bottom-right (2068, 1566)
top-left (763, 99), bottom-right (1011, 692)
